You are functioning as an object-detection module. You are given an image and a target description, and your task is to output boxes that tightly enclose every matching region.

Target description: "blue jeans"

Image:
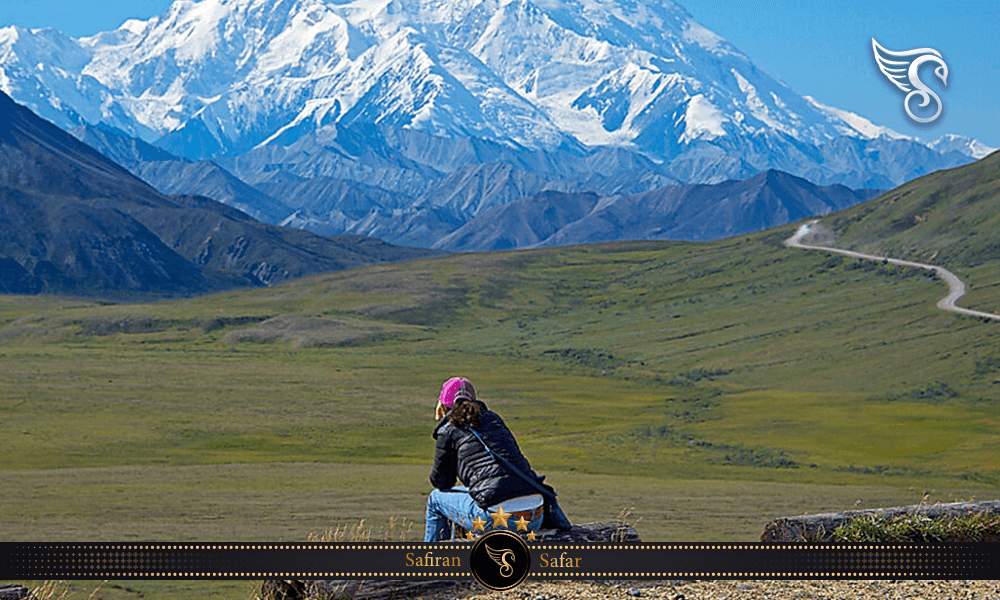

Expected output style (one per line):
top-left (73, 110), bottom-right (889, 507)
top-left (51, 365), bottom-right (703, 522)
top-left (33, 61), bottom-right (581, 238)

top-left (424, 486), bottom-right (544, 542)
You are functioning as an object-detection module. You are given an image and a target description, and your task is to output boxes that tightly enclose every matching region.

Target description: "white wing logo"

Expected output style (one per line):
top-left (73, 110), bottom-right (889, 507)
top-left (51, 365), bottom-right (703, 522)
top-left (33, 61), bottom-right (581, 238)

top-left (872, 39), bottom-right (949, 123)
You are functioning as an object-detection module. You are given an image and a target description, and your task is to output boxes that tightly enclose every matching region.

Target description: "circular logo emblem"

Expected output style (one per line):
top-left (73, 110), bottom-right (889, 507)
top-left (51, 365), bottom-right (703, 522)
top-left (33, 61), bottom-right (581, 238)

top-left (469, 529), bottom-right (531, 591)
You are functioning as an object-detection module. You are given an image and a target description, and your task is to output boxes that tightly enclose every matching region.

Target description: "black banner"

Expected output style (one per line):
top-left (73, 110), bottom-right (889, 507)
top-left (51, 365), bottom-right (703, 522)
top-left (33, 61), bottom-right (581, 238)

top-left (2, 543), bottom-right (996, 580)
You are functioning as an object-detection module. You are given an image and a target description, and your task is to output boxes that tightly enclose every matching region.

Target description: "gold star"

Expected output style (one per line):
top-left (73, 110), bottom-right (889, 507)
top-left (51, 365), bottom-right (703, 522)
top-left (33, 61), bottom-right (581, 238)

top-left (514, 516), bottom-right (530, 531)
top-left (490, 506), bottom-right (510, 528)
top-left (526, 530), bottom-right (537, 541)
top-left (465, 531), bottom-right (476, 540)
top-left (471, 516), bottom-right (487, 531)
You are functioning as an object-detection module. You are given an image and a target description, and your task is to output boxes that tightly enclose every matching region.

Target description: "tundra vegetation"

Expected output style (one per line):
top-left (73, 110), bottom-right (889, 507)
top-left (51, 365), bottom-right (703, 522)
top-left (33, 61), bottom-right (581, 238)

top-left (3, 216), bottom-right (999, 598)
top-left (3, 219), bottom-right (998, 544)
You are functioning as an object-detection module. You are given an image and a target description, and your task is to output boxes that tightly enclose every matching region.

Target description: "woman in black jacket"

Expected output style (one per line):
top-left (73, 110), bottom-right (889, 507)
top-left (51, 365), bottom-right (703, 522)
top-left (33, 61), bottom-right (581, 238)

top-left (424, 377), bottom-right (546, 542)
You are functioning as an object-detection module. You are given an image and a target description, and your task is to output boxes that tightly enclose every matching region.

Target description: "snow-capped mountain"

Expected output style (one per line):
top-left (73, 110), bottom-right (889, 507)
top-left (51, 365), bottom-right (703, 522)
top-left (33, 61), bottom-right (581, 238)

top-left (926, 134), bottom-right (996, 161)
top-left (1, 0), bottom-right (991, 187)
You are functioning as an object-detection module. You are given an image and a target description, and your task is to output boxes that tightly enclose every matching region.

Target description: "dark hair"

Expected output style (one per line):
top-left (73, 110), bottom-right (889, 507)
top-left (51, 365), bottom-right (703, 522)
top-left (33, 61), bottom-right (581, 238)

top-left (449, 397), bottom-right (482, 429)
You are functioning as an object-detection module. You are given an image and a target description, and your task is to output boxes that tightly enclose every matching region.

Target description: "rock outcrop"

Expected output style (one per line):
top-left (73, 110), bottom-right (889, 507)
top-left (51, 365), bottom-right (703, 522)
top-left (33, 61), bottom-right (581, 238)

top-left (761, 499), bottom-right (1000, 542)
top-left (0, 584), bottom-right (29, 600)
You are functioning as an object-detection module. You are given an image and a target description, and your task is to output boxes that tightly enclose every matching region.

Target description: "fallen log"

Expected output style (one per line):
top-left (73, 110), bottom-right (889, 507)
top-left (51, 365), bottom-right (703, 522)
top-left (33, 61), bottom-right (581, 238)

top-left (533, 521), bottom-right (641, 543)
top-left (761, 499), bottom-right (1000, 542)
top-left (305, 580), bottom-right (463, 600)
top-left (262, 521), bottom-right (640, 600)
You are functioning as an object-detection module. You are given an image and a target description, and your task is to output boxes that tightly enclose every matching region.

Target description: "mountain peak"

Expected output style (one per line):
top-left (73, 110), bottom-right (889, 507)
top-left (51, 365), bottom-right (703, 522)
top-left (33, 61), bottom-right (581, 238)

top-left (927, 134), bottom-right (997, 160)
top-left (0, 0), bottom-right (862, 152)
top-left (0, 0), bottom-right (986, 187)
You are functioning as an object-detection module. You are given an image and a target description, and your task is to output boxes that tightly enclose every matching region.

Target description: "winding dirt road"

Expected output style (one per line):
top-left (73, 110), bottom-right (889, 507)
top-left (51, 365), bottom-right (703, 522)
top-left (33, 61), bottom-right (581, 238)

top-left (786, 220), bottom-right (1000, 321)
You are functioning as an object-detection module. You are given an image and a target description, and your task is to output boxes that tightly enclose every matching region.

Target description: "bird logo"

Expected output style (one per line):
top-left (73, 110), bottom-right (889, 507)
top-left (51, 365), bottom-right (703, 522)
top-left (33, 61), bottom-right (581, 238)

top-left (872, 39), bottom-right (949, 123)
top-left (470, 530), bottom-right (531, 591)
top-left (485, 543), bottom-right (515, 578)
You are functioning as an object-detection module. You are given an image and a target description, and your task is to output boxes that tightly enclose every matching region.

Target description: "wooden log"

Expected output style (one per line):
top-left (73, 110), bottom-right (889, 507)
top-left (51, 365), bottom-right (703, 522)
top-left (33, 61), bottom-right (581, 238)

top-left (307, 580), bottom-right (464, 600)
top-left (449, 522), bottom-right (639, 543)
top-left (761, 499), bottom-right (1000, 542)
top-left (262, 521), bottom-right (640, 600)
top-left (533, 522), bottom-right (641, 543)
top-left (261, 580), bottom-right (311, 600)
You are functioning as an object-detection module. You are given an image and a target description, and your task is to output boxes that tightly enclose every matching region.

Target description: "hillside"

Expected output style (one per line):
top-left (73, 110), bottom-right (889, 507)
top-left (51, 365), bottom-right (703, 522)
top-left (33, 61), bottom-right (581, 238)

top-left (791, 151), bottom-right (1000, 316)
top-left (3, 231), bottom-right (999, 542)
top-left (0, 91), bottom-right (221, 296)
top-left (0, 91), bottom-right (441, 298)
top-left (819, 151), bottom-right (1000, 269)
top-left (2, 147), bottom-right (999, 542)
top-left (70, 123), bottom-right (295, 224)
top-left (436, 170), bottom-right (881, 251)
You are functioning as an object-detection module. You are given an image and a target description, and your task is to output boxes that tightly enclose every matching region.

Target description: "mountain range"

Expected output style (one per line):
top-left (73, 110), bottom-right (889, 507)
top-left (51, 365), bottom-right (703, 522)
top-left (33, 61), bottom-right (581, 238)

top-left (1, 0), bottom-right (995, 248)
top-left (1, 0), bottom-right (990, 174)
top-left (436, 170), bottom-right (882, 251)
top-left (2, 0), bottom-right (997, 284)
top-left (0, 90), bottom-right (439, 298)
top-left (69, 114), bottom-right (887, 254)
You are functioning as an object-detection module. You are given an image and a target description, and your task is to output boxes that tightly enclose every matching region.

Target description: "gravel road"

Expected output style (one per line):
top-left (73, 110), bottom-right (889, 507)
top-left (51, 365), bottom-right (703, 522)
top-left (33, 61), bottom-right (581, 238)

top-left (423, 579), bottom-right (1000, 600)
top-left (786, 221), bottom-right (1000, 321)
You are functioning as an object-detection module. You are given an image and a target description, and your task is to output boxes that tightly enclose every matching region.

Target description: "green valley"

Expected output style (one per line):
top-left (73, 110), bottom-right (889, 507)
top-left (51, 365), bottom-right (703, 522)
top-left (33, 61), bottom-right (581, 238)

top-left (2, 216), bottom-right (998, 541)
top-left (4, 155), bottom-right (1000, 542)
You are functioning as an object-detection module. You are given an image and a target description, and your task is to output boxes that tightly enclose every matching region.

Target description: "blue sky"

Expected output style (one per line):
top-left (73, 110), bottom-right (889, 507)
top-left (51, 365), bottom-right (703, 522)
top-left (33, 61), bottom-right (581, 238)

top-left (679, 0), bottom-right (1000, 148)
top-left (1, 0), bottom-right (997, 148)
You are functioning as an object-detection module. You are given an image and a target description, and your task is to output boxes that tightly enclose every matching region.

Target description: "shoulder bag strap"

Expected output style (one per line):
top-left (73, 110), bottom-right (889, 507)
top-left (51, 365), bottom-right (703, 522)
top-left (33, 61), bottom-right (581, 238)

top-left (467, 427), bottom-right (557, 501)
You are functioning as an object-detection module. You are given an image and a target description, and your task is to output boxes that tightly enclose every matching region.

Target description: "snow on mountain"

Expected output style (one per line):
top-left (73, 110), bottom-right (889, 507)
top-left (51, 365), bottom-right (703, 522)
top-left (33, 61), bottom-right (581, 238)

top-left (2, 0), bottom-right (985, 172)
top-left (41, 0), bottom-right (578, 156)
top-left (3, 0), bottom-right (994, 256)
top-left (926, 134), bottom-right (997, 160)
top-left (803, 96), bottom-right (909, 142)
top-left (0, 26), bottom-right (111, 130)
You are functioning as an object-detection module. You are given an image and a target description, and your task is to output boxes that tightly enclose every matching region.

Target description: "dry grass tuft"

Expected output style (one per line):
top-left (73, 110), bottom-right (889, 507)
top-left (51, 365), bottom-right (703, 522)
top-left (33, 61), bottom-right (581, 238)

top-left (29, 580), bottom-right (107, 600)
top-left (307, 516), bottom-right (415, 543)
top-left (611, 506), bottom-right (641, 543)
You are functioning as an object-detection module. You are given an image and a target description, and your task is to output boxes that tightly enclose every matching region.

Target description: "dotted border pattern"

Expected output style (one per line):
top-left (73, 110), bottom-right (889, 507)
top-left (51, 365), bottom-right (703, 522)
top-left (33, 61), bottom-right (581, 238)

top-left (8, 543), bottom-right (965, 549)
top-left (8, 544), bottom-right (471, 578)
top-left (4, 543), bottom-right (984, 578)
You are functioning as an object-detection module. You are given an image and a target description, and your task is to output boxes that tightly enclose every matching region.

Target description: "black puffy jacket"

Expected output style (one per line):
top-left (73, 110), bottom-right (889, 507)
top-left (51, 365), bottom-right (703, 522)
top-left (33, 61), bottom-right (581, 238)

top-left (429, 400), bottom-right (541, 510)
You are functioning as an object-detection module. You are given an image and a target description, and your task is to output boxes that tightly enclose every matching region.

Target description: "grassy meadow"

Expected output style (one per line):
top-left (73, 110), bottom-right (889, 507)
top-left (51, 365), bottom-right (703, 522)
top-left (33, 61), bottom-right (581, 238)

top-left (2, 222), bottom-right (999, 546)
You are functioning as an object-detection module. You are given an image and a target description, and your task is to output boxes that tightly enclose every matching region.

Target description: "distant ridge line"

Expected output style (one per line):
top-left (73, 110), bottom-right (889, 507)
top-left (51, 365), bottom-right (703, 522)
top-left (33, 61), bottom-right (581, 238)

top-left (786, 220), bottom-right (1000, 321)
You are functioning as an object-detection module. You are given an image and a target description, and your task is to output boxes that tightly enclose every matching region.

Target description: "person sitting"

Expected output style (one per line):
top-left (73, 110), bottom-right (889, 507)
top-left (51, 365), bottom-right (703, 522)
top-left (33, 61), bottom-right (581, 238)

top-left (424, 377), bottom-right (547, 542)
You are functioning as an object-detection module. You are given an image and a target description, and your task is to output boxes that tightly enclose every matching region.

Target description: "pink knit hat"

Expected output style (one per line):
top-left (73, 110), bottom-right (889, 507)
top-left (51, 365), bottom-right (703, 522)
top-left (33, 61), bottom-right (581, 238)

top-left (438, 377), bottom-right (476, 408)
